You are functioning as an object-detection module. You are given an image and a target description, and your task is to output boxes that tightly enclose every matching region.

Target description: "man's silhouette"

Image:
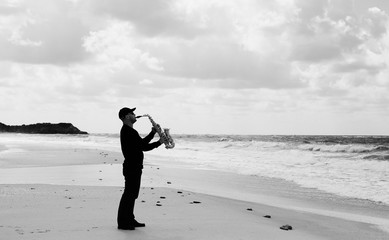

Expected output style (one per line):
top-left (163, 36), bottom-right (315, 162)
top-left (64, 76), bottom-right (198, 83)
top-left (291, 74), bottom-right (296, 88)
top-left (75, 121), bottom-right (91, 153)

top-left (117, 107), bottom-right (163, 230)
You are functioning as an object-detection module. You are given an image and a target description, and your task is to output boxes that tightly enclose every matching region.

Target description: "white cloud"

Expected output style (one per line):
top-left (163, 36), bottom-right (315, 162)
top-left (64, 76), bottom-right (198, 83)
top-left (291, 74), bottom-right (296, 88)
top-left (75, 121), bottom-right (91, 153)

top-left (0, 0), bottom-right (90, 64)
top-left (90, 0), bottom-right (206, 38)
top-left (139, 79), bottom-right (153, 85)
top-left (83, 20), bottom-right (165, 73)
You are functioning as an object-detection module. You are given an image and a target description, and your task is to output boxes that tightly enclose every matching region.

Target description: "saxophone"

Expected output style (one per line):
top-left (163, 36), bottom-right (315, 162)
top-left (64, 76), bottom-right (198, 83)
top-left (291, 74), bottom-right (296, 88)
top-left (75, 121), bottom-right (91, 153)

top-left (137, 114), bottom-right (175, 149)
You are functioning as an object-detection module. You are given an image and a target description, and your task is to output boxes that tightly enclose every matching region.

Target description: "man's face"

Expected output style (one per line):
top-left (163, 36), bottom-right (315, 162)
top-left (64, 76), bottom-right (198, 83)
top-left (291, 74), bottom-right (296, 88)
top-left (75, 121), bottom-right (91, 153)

top-left (126, 112), bottom-right (137, 123)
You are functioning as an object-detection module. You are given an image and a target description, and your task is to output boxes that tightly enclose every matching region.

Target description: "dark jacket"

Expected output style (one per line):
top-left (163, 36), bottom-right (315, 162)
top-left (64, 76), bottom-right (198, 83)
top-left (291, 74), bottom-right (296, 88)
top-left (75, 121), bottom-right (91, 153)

top-left (120, 124), bottom-right (162, 170)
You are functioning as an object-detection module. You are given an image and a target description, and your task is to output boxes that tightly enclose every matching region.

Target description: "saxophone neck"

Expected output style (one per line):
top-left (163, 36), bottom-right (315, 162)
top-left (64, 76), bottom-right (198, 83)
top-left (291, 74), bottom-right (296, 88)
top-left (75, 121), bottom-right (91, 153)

top-left (137, 114), bottom-right (158, 127)
top-left (145, 114), bottom-right (156, 124)
top-left (136, 114), bottom-right (149, 119)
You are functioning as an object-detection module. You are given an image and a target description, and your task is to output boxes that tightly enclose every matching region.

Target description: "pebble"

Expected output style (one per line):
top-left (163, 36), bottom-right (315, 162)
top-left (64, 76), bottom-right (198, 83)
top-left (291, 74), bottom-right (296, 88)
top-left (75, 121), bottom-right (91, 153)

top-left (280, 225), bottom-right (293, 231)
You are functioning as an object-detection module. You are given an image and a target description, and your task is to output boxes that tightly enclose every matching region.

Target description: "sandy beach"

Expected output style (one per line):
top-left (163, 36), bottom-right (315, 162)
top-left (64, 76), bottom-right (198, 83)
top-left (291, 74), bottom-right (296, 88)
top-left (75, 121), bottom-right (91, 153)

top-left (1, 137), bottom-right (388, 240)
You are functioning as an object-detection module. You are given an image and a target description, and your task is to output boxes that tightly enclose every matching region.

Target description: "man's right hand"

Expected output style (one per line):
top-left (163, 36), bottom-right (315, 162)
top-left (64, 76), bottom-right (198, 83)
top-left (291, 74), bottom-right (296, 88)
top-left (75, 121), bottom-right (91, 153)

top-left (159, 135), bottom-right (167, 144)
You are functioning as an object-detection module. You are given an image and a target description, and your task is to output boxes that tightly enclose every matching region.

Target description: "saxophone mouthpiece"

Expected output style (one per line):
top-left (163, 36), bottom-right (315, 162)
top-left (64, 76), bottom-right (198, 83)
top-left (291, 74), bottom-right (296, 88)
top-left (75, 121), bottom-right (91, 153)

top-left (136, 116), bottom-right (143, 119)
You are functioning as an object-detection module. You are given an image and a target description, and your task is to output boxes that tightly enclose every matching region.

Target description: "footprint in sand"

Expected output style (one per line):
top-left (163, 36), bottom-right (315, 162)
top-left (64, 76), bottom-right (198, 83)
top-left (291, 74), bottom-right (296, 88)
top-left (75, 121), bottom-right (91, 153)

top-left (15, 228), bottom-right (24, 235)
top-left (34, 229), bottom-right (51, 234)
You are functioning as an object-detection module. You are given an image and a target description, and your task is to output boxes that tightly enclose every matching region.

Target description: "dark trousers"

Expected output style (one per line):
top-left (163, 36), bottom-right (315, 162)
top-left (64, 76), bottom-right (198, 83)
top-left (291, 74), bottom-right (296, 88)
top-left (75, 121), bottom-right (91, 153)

top-left (117, 168), bottom-right (142, 227)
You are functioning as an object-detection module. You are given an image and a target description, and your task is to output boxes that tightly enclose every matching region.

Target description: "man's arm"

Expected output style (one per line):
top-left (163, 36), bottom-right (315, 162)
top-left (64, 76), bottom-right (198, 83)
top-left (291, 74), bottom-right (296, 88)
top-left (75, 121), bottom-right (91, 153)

top-left (142, 139), bottom-right (162, 151)
top-left (142, 128), bottom-right (156, 144)
top-left (141, 127), bottom-right (163, 151)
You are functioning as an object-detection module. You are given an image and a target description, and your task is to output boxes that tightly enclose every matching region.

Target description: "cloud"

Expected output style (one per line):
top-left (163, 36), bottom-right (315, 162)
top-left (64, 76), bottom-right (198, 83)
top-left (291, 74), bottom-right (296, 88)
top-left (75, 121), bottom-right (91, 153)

top-left (284, 0), bottom-right (389, 104)
top-left (139, 79), bottom-right (153, 85)
top-left (289, 1), bottom-right (388, 61)
top-left (0, 0), bottom-right (90, 64)
top-left (90, 0), bottom-right (206, 38)
top-left (294, 0), bottom-right (327, 21)
top-left (366, 7), bottom-right (388, 38)
top-left (332, 61), bottom-right (386, 75)
top-left (1, 0), bottom-right (389, 134)
top-left (149, 39), bottom-right (301, 89)
top-left (98, 0), bottom-right (304, 89)
top-left (0, 3), bottom-right (23, 15)
top-left (1, 0), bottom-right (388, 93)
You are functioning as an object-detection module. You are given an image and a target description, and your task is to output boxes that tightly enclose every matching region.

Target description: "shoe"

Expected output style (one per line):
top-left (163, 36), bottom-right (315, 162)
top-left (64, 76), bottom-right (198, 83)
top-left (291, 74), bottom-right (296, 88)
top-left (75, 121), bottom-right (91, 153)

top-left (118, 225), bottom-right (135, 230)
top-left (131, 220), bottom-right (146, 228)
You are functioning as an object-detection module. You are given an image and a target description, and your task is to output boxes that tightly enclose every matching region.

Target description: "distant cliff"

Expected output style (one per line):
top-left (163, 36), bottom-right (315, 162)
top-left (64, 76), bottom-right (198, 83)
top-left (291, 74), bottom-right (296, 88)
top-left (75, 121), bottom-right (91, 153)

top-left (0, 122), bottom-right (88, 134)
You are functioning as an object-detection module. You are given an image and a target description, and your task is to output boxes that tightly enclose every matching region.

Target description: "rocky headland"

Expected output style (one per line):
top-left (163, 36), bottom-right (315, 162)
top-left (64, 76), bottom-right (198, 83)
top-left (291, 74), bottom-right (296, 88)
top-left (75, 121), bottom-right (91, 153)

top-left (0, 122), bottom-right (88, 134)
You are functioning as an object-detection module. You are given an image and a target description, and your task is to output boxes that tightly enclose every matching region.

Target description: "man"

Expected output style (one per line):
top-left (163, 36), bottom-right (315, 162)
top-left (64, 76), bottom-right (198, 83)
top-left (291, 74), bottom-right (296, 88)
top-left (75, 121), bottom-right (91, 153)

top-left (117, 107), bottom-right (163, 230)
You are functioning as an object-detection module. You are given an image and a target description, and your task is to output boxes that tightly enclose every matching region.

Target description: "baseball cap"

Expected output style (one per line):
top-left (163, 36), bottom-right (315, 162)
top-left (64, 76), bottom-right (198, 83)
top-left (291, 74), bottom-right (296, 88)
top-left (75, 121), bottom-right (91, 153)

top-left (118, 107), bottom-right (136, 119)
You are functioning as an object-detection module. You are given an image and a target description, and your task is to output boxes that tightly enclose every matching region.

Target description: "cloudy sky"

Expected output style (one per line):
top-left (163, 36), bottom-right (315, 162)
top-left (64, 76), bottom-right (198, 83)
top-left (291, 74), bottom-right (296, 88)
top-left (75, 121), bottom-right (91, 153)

top-left (1, 0), bottom-right (389, 135)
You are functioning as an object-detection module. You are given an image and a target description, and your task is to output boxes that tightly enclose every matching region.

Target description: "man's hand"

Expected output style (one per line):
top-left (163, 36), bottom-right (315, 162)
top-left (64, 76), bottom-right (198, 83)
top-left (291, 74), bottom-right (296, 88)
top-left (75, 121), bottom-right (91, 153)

top-left (151, 124), bottom-right (161, 134)
top-left (159, 135), bottom-right (167, 144)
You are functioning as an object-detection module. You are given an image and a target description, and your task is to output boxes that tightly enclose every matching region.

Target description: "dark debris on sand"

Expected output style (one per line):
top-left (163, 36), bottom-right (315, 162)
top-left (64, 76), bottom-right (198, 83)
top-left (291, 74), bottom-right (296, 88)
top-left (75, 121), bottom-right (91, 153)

top-left (280, 225), bottom-right (293, 231)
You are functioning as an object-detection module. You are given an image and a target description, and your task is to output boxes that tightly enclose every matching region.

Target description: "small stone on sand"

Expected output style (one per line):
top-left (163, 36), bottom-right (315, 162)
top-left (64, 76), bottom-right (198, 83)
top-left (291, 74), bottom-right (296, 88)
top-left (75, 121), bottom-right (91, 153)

top-left (280, 225), bottom-right (293, 231)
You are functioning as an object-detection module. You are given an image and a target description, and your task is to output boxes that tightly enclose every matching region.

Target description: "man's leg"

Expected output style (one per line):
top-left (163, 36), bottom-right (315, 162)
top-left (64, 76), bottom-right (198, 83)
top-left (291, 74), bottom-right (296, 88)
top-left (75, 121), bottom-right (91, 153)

top-left (128, 171), bottom-right (146, 227)
top-left (117, 183), bottom-right (136, 229)
top-left (118, 170), bottom-right (144, 229)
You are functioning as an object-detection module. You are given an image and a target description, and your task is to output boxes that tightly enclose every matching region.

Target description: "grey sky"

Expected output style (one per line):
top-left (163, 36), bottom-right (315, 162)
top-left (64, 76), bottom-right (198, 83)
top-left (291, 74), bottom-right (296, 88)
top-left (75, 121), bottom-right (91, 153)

top-left (1, 0), bottom-right (389, 134)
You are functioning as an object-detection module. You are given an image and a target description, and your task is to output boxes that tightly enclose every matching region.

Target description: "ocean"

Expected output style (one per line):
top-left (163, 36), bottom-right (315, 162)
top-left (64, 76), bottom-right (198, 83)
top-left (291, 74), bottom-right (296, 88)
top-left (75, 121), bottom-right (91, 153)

top-left (0, 133), bottom-right (388, 205)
